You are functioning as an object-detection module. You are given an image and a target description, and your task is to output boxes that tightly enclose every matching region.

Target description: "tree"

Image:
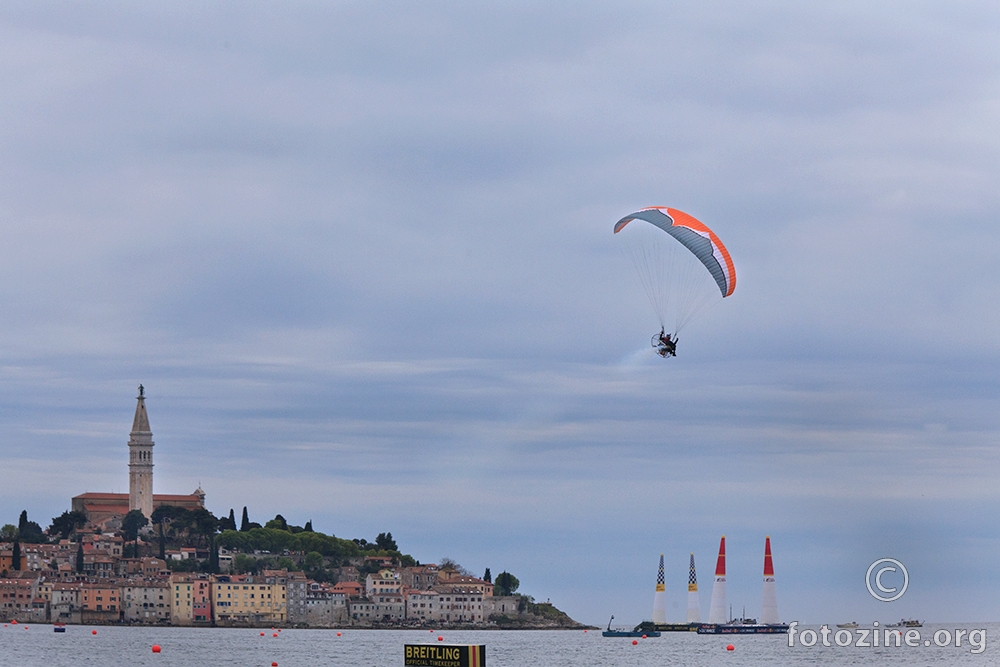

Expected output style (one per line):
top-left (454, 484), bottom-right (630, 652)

top-left (151, 505), bottom-right (186, 560)
top-left (440, 557), bottom-right (470, 575)
top-left (76, 540), bottom-right (84, 573)
top-left (49, 511), bottom-right (88, 540)
top-left (265, 515), bottom-right (288, 531)
top-left (206, 534), bottom-right (219, 574)
top-left (494, 571), bottom-right (519, 596)
top-left (304, 551), bottom-right (324, 571)
top-left (233, 554), bottom-right (256, 574)
top-left (217, 509), bottom-right (237, 532)
top-left (11, 539), bottom-right (21, 571)
top-left (186, 509), bottom-right (219, 548)
top-left (303, 520), bottom-right (313, 532)
top-left (240, 507), bottom-right (251, 532)
top-left (0, 524), bottom-right (17, 541)
top-left (121, 510), bottom-right (149, 558)
top-left (375, 532), bottom-right (397, 551)
top-left (16, 510), bottom-right (44, 543)
top-left (151, 506), bottom-right (171, 560)
top-left (483, 568), bottom-right (492, 583)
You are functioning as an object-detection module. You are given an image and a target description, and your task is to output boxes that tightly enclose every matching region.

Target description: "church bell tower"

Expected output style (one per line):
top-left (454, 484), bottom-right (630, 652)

top-left (128, 385), bottom-right (154, 518)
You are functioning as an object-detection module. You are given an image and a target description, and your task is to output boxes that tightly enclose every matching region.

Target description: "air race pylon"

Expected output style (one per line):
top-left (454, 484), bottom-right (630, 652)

top-left (652, 553), bottom-right (667, 624)
top-left (707, 536), bottom-right (727, 624)
top-left (760, 536), bottom-right (780, 624)
top-left (686, 552), bottom-right (701, 623)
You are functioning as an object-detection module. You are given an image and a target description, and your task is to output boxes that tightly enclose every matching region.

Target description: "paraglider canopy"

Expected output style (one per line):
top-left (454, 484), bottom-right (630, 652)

top-left (614, 207), bottom-right (735, 298)
top-left (614, 207), bottom-right (735, 344)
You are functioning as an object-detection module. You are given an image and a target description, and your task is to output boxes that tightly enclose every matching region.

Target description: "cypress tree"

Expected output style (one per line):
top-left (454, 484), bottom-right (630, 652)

top-left (205, 534), bottom-right (219, 573)
top-left (76, 540), bottom-right (84, 573)
top-left (12, 539), bottom-right (21, 571)
top-left (228, 508), bottom-right (236, 529)
top-left (240, 506), bottom-right (250, 532)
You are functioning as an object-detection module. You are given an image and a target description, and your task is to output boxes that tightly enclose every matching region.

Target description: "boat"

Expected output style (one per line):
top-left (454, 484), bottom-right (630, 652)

top-left (886, 619), bottom-right (922, 628)
top-left (836, 622), bottom-right (858, 629)
top-left (602, 615), bottom-right (661, 638)
top-left (642, 621), bottom-right (700, 632)
top-left (697, 620), bottom-right (789, 634)
top-left (53, 623), bottom-right (66, 633)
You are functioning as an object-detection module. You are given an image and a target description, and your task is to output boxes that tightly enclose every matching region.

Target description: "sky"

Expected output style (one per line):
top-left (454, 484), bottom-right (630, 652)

top-left (2, 1), bottom-right (1000, 626)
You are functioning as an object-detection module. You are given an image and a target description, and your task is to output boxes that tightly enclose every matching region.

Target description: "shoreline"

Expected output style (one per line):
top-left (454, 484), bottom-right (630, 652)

top-left (19, 620), bottom-right (596, 631)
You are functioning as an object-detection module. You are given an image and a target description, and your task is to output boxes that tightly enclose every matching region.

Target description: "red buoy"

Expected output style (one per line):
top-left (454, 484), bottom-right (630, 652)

top-left (272, 663), bottom-right (278, 666)
top-left (726, 644), bottom-right (735, 651)
top-left (641, 634), bottom-right (647, 639)
top-left (272, 633), bottom-right (278, 637)
top-left (260, 632), bottom-right (265, 636)
top-left (336, 632), bottom-right (342, 637)
top-left (152, 644), bottom-right (161, 653)
top-left (437, 636), bottom-right (444, 641)
top-left (632, 639), bottom-right (638, 645)
top-left (92, 630), bottom-right (97, 635)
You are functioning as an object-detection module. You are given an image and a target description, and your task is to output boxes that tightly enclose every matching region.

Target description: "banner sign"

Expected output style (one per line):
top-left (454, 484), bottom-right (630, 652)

top-left (404, 644), bottom-right (485, 667)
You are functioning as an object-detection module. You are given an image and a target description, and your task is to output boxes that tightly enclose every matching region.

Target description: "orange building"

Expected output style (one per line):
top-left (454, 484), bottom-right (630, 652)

top-left (0, 547), bottom-right (26, 572)
top-left (77, 582), bottom-right (122, 623)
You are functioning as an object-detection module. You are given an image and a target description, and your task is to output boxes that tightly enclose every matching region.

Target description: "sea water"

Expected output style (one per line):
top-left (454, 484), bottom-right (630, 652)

top-left (1, 624), bottom-right (997, 666)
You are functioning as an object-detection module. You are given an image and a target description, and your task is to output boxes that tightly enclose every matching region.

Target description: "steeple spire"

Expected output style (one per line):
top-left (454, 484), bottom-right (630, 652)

top-left (132, 386), bottom-right (151, 434)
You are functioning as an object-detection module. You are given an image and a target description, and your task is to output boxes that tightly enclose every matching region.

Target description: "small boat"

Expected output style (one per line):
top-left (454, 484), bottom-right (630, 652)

top-left (886, 619), bottom-right (922, 628)
top-left (836, 622), bottom-right (858, 629)
top-left (697, 612), bottom-right (789, 635)
top-left (53, 623), bottom-right (66, 633)
top-left (602, 615), bottom-right (661, 638)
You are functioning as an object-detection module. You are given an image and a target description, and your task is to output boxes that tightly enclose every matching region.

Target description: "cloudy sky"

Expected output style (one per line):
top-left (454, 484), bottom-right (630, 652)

top-left (2, 1), bottom-right (1000, 625)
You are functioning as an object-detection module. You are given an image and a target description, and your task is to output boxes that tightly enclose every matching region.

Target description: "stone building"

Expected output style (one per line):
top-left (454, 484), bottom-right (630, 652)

top-left (122, 579), bottom-right (170, 623)
top-left (302, 584), bottom-right (347, 626)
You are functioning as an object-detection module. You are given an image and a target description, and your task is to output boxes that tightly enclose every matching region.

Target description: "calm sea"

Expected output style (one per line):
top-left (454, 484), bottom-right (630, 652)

top-left (1, 624), bottom-right (997, 666)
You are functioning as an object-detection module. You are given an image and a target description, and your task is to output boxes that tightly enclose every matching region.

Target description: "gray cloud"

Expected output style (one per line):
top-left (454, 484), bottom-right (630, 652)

top-left (1, 1), bottom-right (999, 625)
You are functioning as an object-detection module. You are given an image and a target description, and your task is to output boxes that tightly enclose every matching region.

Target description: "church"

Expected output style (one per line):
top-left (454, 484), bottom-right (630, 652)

top-left (72, 386), bottom-right (205, 528)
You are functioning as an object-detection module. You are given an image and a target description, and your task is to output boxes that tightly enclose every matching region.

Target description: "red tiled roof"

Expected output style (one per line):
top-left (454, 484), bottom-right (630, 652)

top-left (84, 503), bottom-right (129, 514)
top-left (74, 492), bottom-right (201, 502)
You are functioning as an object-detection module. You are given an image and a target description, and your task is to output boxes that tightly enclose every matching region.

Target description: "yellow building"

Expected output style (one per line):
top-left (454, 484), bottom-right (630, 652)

top-left (37, 580), bottom-right (53, 603)
top-left (170, 573), bottom-right (213, 625)
top-left (212, 575), bottom-right (286, 625)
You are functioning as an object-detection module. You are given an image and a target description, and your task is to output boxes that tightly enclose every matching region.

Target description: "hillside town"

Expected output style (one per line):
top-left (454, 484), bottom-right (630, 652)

top-left (0, 538), bottom-right (545, 628)
top-left (0, 388), bottom-right (579, 629)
